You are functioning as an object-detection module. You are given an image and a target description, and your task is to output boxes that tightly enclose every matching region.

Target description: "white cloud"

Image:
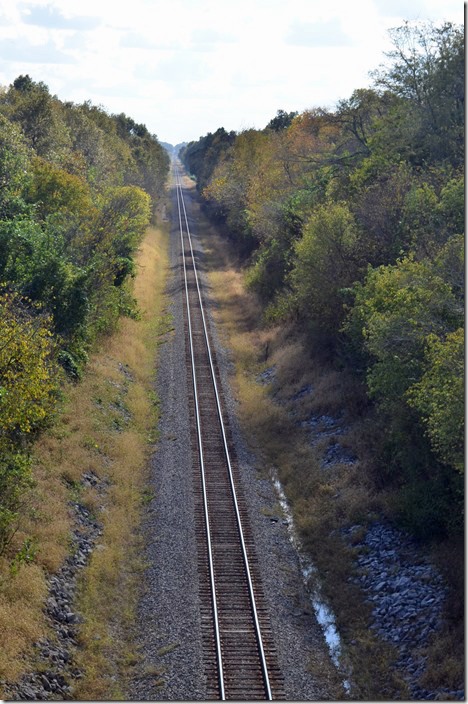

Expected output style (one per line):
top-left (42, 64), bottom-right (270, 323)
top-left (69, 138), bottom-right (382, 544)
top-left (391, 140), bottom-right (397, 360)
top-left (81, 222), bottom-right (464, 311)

top-left (0, 35), bottom-right (76, 63)
top-left (0, 0), bottom-right (462, 144)
top-left (120, 31), bottom-right (178, 51)
top-left (62, 31), bottom-right (89, 50)
top-left (373, 0), bottom-right (426, 16)
top-left (20, 2), bottom-right (101, 30)
top-left (190, 27), bottom-right (236, 49)
top-left (286, 18), bottom-right (354, 47)
top-left (137, 51), bottom-right (209, 84)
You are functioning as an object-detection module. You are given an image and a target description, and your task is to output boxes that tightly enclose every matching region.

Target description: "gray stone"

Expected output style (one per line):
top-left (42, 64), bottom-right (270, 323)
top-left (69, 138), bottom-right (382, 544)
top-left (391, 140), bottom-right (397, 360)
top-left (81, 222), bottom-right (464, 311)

top-left (21, 685), bottom-right (37, 699)
top-left (256, 366), bottom-right (276, 384)
top-left (39, 674), bottom-right (51, 691)
top-left (291, 384), bottom-right (314, 400)
top-left (342, 518), bottom-right (452, 699)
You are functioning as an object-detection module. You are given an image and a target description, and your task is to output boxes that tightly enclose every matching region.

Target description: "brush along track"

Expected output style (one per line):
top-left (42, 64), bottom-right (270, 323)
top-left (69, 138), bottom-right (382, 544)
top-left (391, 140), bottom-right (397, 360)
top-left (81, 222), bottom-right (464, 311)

top-left (174, 163), bottom-right (283, 701)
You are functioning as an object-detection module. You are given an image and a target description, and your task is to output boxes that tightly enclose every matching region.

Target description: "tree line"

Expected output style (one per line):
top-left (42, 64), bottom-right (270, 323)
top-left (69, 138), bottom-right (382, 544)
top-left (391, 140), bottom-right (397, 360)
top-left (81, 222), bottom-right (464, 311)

top-left (180, 22), bottom-right (464, 539)
top-left (0, 75), bottom-right (169, 553)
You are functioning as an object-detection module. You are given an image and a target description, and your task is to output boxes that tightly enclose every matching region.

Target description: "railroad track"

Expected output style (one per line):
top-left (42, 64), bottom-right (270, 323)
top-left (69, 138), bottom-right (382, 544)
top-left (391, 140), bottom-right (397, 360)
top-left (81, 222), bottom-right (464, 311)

top-left (173, 162), bottom-right (283, 700)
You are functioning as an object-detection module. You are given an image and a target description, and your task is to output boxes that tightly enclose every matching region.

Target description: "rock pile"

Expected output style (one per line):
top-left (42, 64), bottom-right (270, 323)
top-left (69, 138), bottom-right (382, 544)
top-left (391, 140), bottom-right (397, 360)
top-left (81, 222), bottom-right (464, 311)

top-left (345, 521), bottom-right (464, 700)
top-left (298, 411), bottom-right (357, 469)
top-left (4, 489), bottom-right (104, 701)
top-left (290, 384), bottom-right (314, 401)
top-left (256, 365), bottom-right (276, 385)
top-left (285, 380), bottom-right (463, 700)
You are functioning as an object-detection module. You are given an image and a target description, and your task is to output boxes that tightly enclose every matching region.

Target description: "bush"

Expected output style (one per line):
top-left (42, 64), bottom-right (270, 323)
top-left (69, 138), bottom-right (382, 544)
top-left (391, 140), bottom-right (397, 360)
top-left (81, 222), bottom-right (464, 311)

top-left (245, 238), bottom-right (291, 302)
top-left (0, 291), bottom-right (59, 440)
top-left (0, 216), bottom-right (91, 338)
top-left (345, 254), bottom-right (463, 535)
top-left (0, 451), bottom-right (33, 554)
top-left (408, 328), bottom-right (464, 474)
top-left (0, 113), bottom-right (31, 218)
top-left (291, 202), bottom-right (361, 334)
top-left (346, 255), bottom-right (460, 409)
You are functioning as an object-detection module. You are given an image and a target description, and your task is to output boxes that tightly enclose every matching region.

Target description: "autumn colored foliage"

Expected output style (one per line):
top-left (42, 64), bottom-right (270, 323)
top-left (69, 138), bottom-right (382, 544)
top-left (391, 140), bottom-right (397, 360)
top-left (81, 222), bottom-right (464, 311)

top-left (0, 76), bottom-right (169, 552)
top-left (181, 21), bottom-right (464, 537)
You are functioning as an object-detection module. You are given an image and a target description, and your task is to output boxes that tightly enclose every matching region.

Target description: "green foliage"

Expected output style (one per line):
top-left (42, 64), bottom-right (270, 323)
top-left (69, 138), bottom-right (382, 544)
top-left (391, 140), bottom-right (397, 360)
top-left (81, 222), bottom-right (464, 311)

top-left (372, 22), bottom-right (464, 168)
top-left (346, 255), bottom-right (460, 406)
top-left (0, 217), bottom-right (90, 338)
top-left (57, 348), bottom-right (87, 381)
top-left (438, 174), bottom-right (464, 234)
top-left (246, 238), bottom-right (290, 302)
top-left (0, 452), bottom-right (34, 554)
top-left (1, 75), bottom-right (72, 162)
top-left (334, 88), bottom-right (398, 161)
top-left (0, 77), bottom-right (169, 553)
top-left (82, 186), bottom-right (150, 334)
top-left (394, 472), bottom-right (463, 540)
top-left (401, 182), bottom-right (439, 254)
top-left (97, 186), bottom-right (151, 256)
top-left (182, 20), bottom-right (464, 539)
top-left (432, 233), bottom-right (464, 298)
top-left (0, 292), bottom-right (58, 439)
top-left (25, 156), bottom-right (93, 221)
top-left (291, 202), bottom-right (361, 333)
top-left (344, 252), bottom-right (463, 535)
top-left (0, 113), bottom-right (31, 218)
top-left (10, 537), bottom-right (38, 576)
top-left (408, 328), bottom-right (464, 474)
top-left (180, 127), bottom-right (236, 195)
top-left (266, 109), bottom-right (298, 131)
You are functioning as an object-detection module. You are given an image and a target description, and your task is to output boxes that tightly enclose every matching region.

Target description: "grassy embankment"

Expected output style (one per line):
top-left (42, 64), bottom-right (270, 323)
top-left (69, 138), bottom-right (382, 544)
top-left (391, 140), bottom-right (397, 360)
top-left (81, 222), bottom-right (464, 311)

top-left (187, 178), bottom-right (463, 699)
top-left (0, 220), bottom-right (169, 699)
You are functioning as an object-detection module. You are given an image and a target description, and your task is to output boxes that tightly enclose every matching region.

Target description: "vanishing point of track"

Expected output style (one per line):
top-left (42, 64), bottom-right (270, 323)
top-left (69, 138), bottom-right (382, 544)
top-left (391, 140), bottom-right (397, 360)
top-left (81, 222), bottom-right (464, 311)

top-left (174, 162), bottom-right (283, 700)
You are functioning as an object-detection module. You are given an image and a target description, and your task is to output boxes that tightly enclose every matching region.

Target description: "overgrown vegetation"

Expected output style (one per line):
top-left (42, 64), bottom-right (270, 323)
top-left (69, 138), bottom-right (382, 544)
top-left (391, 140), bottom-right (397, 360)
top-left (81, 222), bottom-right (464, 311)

top-left (181, 21), bottom-right (464, 539)
top-left (0, 74), bottom-right (168, 557)
top-left (0, 222), bottom-right (168, 693)
top-left (190, 156), bottom-right (463, 700)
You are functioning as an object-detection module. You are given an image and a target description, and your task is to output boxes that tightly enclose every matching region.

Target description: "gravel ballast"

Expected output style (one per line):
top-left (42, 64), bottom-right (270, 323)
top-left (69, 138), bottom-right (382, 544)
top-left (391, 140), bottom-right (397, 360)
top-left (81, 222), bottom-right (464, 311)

top-left (129, 176), bottom-right (340, 700)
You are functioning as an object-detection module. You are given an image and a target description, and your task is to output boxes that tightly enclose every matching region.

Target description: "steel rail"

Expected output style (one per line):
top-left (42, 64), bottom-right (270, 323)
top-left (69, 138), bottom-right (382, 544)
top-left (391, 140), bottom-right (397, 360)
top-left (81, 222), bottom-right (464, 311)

top-left (175, 166), bottom-right (226, 701)
top-left (174, 161), bottom-right (273, 701)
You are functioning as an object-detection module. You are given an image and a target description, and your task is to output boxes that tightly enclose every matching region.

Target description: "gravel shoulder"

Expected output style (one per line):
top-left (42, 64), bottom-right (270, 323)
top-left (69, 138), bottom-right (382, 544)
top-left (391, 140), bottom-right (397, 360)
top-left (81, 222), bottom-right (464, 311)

top-left (129, 175), bottom-right (342, 701)
top-left (129, 184), bottom-right (205, 701)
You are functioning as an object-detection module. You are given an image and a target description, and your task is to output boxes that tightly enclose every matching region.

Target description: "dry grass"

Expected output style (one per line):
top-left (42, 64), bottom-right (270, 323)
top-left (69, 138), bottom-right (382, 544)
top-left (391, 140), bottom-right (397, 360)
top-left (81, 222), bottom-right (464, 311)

top-left (421, 539), bottom-right (465, 692)
top-left (0, 564), bottom-right (47, 681)
top-left (73, 223), bottom-right (169, 700)
top-left (0, 222), bottom-right (169, 697)
top-left (189, 186), bottom-right (419, 699)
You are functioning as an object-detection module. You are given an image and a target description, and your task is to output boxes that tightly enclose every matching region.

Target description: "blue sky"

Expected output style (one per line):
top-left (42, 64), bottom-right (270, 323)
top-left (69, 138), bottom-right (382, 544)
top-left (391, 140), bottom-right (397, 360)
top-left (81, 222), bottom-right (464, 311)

top-left (0, 0), bottom-right (463, 144)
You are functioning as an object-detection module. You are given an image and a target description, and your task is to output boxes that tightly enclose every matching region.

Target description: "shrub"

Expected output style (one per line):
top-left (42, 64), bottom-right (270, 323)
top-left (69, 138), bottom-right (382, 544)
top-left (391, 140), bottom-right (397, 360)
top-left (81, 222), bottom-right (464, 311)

top-left (0, 291), bottom-right (59, 440)
top-left (408, 328), bottom-right (464, 474)
top-left (0, 451), bottom-right (33, 555)
top-left (245, 238), bottom-right (291, 302)
top-left (0, 113), bottom-right (31, 218)
top-left (345, 254), bottom-right (464, 536)
top-left (291, 202), bottom-right (361, 334)
top-left (346, 255), bottom-right (460, 409)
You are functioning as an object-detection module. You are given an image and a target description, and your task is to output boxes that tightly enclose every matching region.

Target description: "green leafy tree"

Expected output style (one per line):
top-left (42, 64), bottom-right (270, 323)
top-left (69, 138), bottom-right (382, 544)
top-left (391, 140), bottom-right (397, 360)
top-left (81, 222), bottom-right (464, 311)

top-left (25, 155), bottom-right (93, 221)
top-left (0, 113), bottom-right (31, 217)
top-left (0, 292), bottom-right (58, 439)
top-left (1, 75), bottom-right (72, 164)
top-left (181, 127), bottom-right (236, 194)
top-left (372, 22), bottom-right (464, 167)
top-left (347, 255), bottom-right (461, 407)
top-left (291, 202), bottom-right (361, 333)
top-left (408, 328), bottom-right (464, 474)
top-left (266, 109), bottom-right (298, 131)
